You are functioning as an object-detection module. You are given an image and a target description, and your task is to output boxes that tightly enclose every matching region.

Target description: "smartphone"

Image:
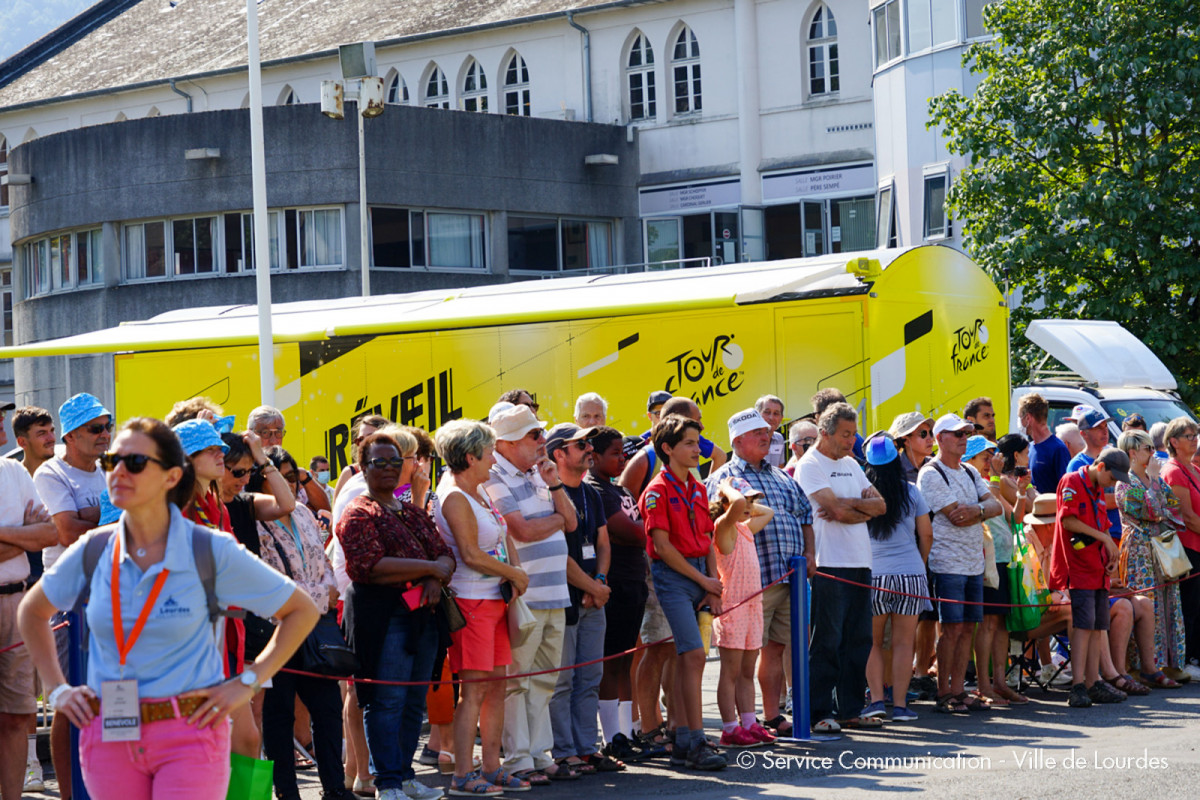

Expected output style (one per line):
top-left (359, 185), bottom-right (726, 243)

top-left (1014, 466), bottom-right (1029, 477)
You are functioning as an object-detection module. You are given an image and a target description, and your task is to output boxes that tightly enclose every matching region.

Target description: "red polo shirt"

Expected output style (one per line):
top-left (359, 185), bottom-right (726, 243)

top-left (639, 469), bottom-right (714, 560)
top-left (1048, 467), bottom-right (1110, 591)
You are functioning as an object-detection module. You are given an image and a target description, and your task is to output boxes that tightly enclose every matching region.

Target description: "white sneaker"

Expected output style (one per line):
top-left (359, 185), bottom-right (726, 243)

top-left (1040, 664), bottom-right (1072, 686)
top-left (1182, 662), bottom-right (1200, 681)
top-left (376, 789), bottom-right (407, 800)
top-left (401, 779), bottom-right (444, 800)
top-left (24, 759), bottom-right (45, 792)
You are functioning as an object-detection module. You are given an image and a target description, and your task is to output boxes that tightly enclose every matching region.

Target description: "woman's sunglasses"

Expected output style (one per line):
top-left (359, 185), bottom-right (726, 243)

top-left (365, 456), bottom-right (406, 469)
top-left (227, 466), bottom-right (253, 479)
top-left (100, 452), bottom-right (171, 474)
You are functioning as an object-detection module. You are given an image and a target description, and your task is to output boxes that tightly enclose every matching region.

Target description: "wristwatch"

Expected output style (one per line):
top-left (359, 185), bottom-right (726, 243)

top-left (238, 670), bottom-right (262, 692)
top-left (978, 502), bottom-right (986, 518)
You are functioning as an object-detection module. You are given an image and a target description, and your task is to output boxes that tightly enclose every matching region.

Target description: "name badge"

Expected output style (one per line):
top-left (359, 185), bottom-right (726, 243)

top-left (582, 544), bottom-right (596, 561)
top-left (101, 679), bottom-right (141, 742)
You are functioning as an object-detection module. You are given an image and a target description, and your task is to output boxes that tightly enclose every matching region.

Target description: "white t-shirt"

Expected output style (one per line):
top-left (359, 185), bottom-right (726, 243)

top-left (329, 473), bottom-right (368, 594)
top-left (0, 460), bottom-right (47, 583)
top-left (796, 448), bottom-right (873, 569)
top-left (917, 460), bottom-right (990, 575)
top-left (33, 457), bottom-right (106, 571)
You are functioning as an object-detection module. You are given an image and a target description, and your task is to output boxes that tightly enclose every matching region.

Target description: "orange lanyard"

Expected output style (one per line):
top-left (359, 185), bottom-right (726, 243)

top-left (111, 532), bottom-right (170, 669)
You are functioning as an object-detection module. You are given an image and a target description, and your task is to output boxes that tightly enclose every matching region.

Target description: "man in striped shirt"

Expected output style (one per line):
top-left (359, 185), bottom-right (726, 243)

top-left (484, 404), bottom-right (581, 782)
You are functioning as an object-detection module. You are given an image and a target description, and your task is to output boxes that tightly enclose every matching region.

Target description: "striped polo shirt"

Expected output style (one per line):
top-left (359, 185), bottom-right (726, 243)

top-left (484, 453), bottom-right (570, 611)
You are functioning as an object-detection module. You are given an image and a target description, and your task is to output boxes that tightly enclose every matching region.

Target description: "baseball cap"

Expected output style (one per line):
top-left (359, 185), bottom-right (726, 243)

top-left (728, 408), bottom-right (769, 441)
top-left (1067, 404), bottom-right (1093, 422)
top-left (647, 390), bottom-right (673, 411)
top-left (1097, 447), bottom-right (1131, 483)
top-left (932, 413), bottom-right (974, 437)
top-left (490, 405), bottom-right (547, 442)
top-left (889, 411), bottom-right (933, 439)
top-left (545, 423), bottom-right (598, 454)
top-left (0, 402), bottom-right (14, 412)
top-left (1077, 409), bottom-right (1111, 432)
top-left (173, 419), bottom-right (229, 456)
top-left (961, 435), bottom-right (997, 462)
top-left (59, 392), bottom-right (112, 436)
top-left (728, 476), bottom-right (764, 499)
top-left (864, 432), bottom-right (899, 466)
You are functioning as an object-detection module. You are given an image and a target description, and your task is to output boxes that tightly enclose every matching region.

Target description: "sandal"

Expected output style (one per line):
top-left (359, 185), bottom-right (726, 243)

top-left (812, 718), bottom-right (841, 733)
top-left (1108, 674), bottom-right (1151, 696)
top-left (481, 767), bottom-right (531, 792)
top-left (934, 694), bottom-right (969, 714)
top-left (580, 753), bottom-right (626, 772)
top-left (448, 771), bottom-right (503, 796)
top-left (959, 692), bottom-right (991, 711)
top-left (557, 756), bottom-right (595, 775)
top-left (839, 716), bottom-right (883, 729)
top-left (762, 715), bottom-right (793, 737)
top-left (512, 769), bottom-right (551, 786)
top-left (540, 763), bottom-right (581, 781)
top-left (1139, 670), bottom-right (1182, 689)
top-left (978, 690), bottom-right (1009, 707)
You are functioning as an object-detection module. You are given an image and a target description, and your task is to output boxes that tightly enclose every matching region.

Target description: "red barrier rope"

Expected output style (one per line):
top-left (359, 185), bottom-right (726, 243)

top-left (0, 620), bottom-right (69, 655)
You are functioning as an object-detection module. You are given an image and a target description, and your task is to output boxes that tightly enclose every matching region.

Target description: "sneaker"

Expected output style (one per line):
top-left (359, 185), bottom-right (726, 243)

top-left (718, 726), bottom-right (761, 748)
top-left (1067, 683), bottom-right (1093, 708)
top-left (685, 742), bottom-right (727, 771)
top-left (376, 790), bottom-right (407, 800)
top-left (1087, 682), bottom-right (1125, 704)
top-left (401, 779), bottom-right (445, 800)
top-left (1183, 661), bottom-right (1200, 681)
top-left (891, 706), bottom-right (919, 722)
top-left (860, 700), bottom-right (887, 719)
top-left (746, 722), bottom-right (777, 744)
top-left (24, 760), bottom-right (45, 793)
top-left (1040, 663), bottom-right (1073, 686)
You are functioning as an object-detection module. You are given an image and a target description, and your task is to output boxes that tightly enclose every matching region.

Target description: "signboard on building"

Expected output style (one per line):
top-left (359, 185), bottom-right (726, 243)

top-left (639, 179), bottom-right (741, 216)
top-left (761, 163), bottom-right (875, 203)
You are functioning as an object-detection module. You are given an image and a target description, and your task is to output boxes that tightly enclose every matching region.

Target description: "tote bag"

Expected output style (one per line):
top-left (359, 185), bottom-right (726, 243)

top-left (1006, 523), bottom-right (1050, 632)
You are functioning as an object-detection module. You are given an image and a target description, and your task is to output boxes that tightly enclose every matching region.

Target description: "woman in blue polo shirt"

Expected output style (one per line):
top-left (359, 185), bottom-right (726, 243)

top-left (18, 417), bottom-right (319, 800)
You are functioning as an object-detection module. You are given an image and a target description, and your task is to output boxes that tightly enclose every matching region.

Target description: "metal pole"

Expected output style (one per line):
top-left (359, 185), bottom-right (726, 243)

top-left (247, 0), bottom-right (275, 406)
top-left (358, 92), bottom-right (370, 297)
top-left (788, 555), bottom-right (811, 741)
top-left (67, 611), bottom-right (89, 799)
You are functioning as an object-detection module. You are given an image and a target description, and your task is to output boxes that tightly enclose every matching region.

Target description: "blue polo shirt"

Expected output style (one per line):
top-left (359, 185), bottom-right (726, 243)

top-left (41, 505), bottom-right (296, 698)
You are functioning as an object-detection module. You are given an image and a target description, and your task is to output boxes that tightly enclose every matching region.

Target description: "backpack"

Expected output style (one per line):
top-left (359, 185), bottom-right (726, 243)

top-left (71, 521), bottom-right (237, 651)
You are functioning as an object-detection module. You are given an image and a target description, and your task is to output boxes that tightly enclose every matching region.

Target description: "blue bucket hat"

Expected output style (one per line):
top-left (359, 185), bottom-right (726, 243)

top-left (962, 435), bottom-right (997, 462)
top-left (864, 432), bottom-right (899, 466)
top-left (58, 392), bottom-right (112, 437)
top-left (173, 419), bottom-right (229, 456)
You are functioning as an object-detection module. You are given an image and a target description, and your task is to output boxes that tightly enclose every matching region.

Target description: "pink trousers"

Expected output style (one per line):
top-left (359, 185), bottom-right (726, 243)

top-left (80, 712), bottom-right (231, 800)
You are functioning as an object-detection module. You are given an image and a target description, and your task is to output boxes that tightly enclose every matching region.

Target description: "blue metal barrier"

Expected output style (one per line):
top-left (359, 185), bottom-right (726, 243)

top-left (788, 555), bottom-right (811, 740)
top-left (66, 610), bottom-right (90, 800)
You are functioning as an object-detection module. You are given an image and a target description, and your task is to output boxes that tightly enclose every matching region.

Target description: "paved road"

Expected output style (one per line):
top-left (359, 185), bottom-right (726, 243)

top-left (28, 668), bottom-right (1200, 799)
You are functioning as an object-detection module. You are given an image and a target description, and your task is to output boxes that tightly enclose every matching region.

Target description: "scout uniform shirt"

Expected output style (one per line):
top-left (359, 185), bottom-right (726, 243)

top-left (1048, 467), bottom-right (1111, 592)
top-left (639, 469), bottom-right (714, 561)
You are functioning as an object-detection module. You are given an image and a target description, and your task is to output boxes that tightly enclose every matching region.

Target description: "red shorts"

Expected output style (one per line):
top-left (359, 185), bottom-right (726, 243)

top-left (449, 598), bottom-right (511, 673)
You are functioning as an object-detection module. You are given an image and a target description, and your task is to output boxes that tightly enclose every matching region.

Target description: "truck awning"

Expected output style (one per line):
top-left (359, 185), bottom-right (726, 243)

top-left (0, 248), bottom-right (912, 358)
top-left (1025, 319), bottom-right (1177, 390)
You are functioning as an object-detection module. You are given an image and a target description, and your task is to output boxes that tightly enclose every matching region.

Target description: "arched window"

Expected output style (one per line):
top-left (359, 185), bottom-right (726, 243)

top-left (424, 65), bottom-right (450, 109)
top-left (146, 106), bottom-right (161, 117)
top-left (461, 58), bottom-right (488, 112)
top-left (807, 5), bottom-right (839, 96)
top-left (671, 25), bottom-right (701, 114)
top-left (279, 86), bottom-right (299, 105)
top-left (503, 53), bottom-right (531, 116)
top-left (386, 72), bottom-right (408, 104)
top-left (625, 31), bottom-right (656, 121)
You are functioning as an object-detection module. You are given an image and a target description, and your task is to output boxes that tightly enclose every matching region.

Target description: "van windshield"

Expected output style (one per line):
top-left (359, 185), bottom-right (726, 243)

top-left (1101, 398), bottom-right (1197, 429)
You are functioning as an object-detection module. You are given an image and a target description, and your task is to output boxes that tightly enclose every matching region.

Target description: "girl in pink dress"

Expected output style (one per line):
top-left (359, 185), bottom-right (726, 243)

top-left (711, 478), bottom-right (776, 747)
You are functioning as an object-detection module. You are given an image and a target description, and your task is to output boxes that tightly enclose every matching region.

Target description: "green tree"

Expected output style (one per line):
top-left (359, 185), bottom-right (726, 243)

top-left (929, 0), bottom-right (1200, 405)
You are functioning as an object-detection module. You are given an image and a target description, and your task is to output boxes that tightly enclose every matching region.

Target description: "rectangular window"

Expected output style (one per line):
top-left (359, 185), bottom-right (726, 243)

top-left (371, 207), bottom-right (413, 268)
top-left (629, 72), bottom-right (656, 120)
top-left (0, 139), bottom-right (7, 209)
top-left (877, 185), bottom-right (896, 247)
top-left (299, 209), bottom-right (342, 267)
top-left (562, 219), bottom-right (612, 270)
top-left (931, 0), bottom-right (957, 45)
top-left (411, 212), bottom-right (426, 267)
top-left (125, 221), bottom-right (166, 280)
top-left (428, 213), bottom-right (485, 269)
top-left (224, 213), bottom-right (245, 273)
top-left (873, 1), bottom-right (902, 66)
top-left (507, 216), bottom-right (558, 271)
top-left (965, 0), bottom-right (997, 38)
top-left (923, 173), bottom-right (949, 239)
top-left (907, 0), bottom-right (932, 52)
top-left (284, 209), bottom-right (299, 270)
top-left (1, 269), bottom-right (12, 346)
top-left (76, 228), bottom-right (102, 285)
top-left (50, 234), bottom-right (72, 290)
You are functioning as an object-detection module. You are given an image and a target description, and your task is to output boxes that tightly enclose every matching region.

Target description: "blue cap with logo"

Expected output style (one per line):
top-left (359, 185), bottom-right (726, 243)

top-left (864, 432), bottom-right (899, 466)
top-left (173, 419), bottom-right (229, 456)
top-left (58, 392), bottom-right (112, 436)
top-left (1077, 409), bottom-right (1111, 432)
top-left (962, 435), bottom-right (997, 462)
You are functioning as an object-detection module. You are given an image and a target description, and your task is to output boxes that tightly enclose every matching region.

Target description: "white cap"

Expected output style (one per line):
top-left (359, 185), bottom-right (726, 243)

top-left (488, 401), bottom-right (515, 424)
top-left (932, 413), bottom-right (974, 437)
top-left (490, 405), bottom-right (547, 442)
top-left (728, 408), bottom-right (769, 441)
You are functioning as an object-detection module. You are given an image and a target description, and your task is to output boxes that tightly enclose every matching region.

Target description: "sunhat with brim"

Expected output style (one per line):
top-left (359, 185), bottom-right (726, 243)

top-left (173, 419), bottom-right (229, 456)
top-left (98, 490), bottom-right (121, 525)
top-left (864, 432), bottom-right (899, 466)
top-left (488, 401), bottom-right (515, 423)
top-left (889, 411), bottom-right (933, 439)
top-left (59, 392), bottom-right (112, 436)
top-left (961, 435), bottom-right (997, 462)
top-left (1024, 493), bottom-right (1057, 526)
top-left (491, 405), bottom-right (548, 442)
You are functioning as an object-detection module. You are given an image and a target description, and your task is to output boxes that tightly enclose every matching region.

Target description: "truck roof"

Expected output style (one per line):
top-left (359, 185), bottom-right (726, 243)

top-left (1026, 319), bottom-right (1176, 391)
top-left (0, 246), bottom-right (930, 358)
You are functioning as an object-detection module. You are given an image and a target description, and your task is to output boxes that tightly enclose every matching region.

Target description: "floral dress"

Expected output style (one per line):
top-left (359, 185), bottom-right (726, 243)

top-left (1117, 471), bottom-right (1186, 671)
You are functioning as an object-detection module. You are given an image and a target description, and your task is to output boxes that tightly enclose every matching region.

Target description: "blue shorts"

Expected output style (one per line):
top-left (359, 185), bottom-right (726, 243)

top-left (650, 558), bottom-right (708, 655)
top-left (931, 571), bottom-right (984, 624)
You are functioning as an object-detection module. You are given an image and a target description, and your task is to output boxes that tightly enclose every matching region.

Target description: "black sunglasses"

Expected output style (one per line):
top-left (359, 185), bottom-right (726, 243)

top-left (100, 452), bottom-right (171, 474)
top-left (228, 466), bottom-right (253, 479)
top-left (365, 456), bottom-right (406, 469)
top-left (86, 422), bottom-right (115, 435)
top-left (521, 401), bottom-right (540, 413)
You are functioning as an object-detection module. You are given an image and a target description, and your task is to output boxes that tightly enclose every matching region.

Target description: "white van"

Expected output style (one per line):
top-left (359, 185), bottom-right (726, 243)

top-left (1010, 319), bottom-right (1197, 441)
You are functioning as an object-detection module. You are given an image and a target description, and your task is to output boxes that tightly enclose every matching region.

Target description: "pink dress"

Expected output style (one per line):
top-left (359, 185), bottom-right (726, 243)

top-left (712, 521), bottom-right (763, 650)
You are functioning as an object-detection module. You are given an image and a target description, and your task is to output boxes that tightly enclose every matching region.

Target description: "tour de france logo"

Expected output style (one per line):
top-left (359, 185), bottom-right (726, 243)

top-left (664, 334), bottom-right (746, 404)
top-left (951, 318), bottom-right (991, 375)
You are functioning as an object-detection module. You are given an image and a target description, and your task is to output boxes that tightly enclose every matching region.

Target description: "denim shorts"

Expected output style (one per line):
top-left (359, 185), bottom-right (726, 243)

top-left (650, 558), bottom-right (708, 655)
top-left (931, 571), bottom-right (984, 624)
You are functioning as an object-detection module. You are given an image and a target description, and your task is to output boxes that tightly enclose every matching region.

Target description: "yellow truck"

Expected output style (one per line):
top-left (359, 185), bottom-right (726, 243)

top-left (4, 245), bottom-right (1009, 469)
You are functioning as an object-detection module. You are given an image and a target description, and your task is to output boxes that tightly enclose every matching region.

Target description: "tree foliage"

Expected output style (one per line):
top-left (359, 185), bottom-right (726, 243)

top-left (929, 0), bottom-right (1200, 405)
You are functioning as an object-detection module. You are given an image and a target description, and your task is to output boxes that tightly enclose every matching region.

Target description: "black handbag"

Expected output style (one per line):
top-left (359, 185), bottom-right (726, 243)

top-left (266, 532), bottom-right (360, 675)
top-left (438, 585), bottom-right (467, 633)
